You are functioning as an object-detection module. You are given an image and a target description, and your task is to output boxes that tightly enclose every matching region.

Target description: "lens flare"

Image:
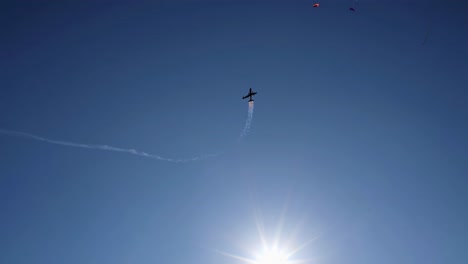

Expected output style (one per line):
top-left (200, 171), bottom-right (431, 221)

top-left (213, 195), bottom-right (315, 264)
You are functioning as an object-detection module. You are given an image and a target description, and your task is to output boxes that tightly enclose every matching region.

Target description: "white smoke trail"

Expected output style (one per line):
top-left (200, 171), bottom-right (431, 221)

top-left (240, 101), bottom-right (255, 139)
top-left (0, 128), bottom-right (219, 163)
top-left (0, 102), bottom-right (255, 162)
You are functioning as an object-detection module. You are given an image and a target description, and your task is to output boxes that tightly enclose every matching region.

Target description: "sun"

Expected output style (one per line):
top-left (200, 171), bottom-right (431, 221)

top-left (214, 227), bottom-right (314, 264)
top-left (255, 248), bottom-right (290, 264)
top-left (216, 240), bottom-right (311, 264)
top-left (213, 197), bottom-right (314, 264)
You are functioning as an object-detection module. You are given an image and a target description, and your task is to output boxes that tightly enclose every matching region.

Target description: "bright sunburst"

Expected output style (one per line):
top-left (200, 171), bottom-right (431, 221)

top-left (214, 198), bottom-right (315, 264)
top-left (255, 248), bottom-right (290, 264)
top-left (215, 226), bottom-right (313, 264)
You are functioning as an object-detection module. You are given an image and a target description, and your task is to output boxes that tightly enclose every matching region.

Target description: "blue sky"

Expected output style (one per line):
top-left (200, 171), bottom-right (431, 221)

top-left (1, 1), bottom-right (467, 264)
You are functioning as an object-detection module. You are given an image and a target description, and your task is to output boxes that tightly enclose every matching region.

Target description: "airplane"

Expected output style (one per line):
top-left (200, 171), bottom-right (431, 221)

top-left (242, 88), bottom-right (257, 102)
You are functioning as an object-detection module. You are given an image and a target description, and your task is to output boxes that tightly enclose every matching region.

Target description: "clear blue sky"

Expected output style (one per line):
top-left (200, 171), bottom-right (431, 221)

top-left (1, 1), bottom-right (467, 264)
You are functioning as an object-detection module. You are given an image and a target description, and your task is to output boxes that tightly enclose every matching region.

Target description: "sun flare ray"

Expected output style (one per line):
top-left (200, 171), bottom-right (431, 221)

top-left (214, 192), bottom-right (315, 264)
top-left (214, 249), bottom-right (258, 264)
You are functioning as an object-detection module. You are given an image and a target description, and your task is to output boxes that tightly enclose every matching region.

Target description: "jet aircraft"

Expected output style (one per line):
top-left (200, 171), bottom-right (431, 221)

top-left (242, 88), bottom-right (257, 102)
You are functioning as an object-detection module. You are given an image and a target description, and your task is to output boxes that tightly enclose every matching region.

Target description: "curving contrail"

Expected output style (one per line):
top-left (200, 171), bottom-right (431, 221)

top-left (0, 102), bottom-right (254, 162)
top-left (0, 128), bottom-right (221, 162)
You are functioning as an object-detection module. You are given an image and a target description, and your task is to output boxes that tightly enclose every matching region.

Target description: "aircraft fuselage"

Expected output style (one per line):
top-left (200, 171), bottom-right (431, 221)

top-left (242, 88), bottom-right (257, 102)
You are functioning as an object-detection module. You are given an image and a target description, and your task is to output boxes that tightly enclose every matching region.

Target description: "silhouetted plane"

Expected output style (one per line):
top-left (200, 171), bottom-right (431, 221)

top-left (242, 88), bottom-right (257, 102)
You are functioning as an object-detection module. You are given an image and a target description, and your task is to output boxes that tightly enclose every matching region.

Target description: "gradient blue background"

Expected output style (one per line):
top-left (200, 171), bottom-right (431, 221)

top-left (1, 1), bottom-right (467, 263)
